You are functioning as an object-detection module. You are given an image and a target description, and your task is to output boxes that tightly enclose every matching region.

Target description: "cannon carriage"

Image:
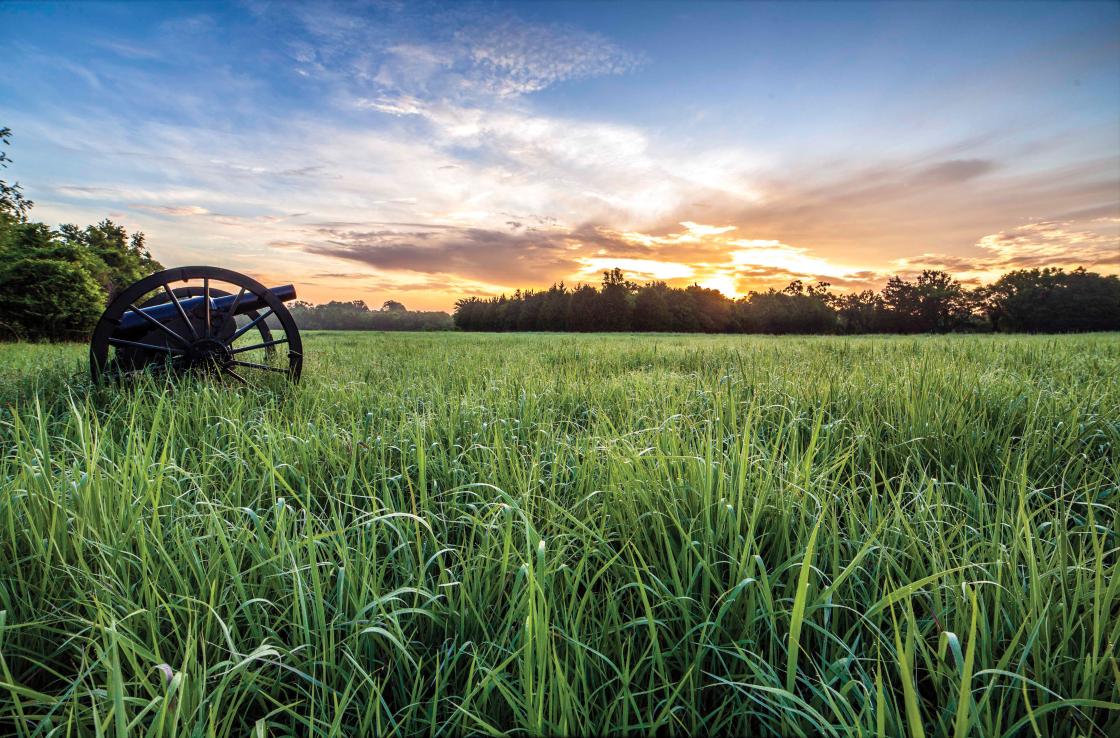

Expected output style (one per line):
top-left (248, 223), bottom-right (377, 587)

top-left (90, 266), bottom-right (303, 384)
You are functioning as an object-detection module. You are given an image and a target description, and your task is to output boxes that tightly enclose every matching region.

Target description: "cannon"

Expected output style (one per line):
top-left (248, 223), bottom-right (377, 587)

top-left (90, 266), bottom-right (303, 384)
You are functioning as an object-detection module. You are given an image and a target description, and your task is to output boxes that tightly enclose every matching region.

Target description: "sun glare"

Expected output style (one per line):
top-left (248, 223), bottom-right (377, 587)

top-left (730, 242), bottom-right (851, 278)
top-left (698, 274), bottom-right (741, 297)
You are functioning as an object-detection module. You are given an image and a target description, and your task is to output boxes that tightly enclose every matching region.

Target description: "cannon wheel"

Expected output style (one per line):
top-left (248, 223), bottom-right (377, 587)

top-left (90, 266), bottom-right (303, 384)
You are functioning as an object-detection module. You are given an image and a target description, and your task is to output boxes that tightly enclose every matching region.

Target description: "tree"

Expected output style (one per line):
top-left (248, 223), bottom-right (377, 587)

top-left (538, 283), bottom-right (570, 331)
top-left (381, 300), bottom-right (407, 313)
top-left (633, 282), bottom-right (672, 331)
top-left (292, 299), bottom-right (452, 331)
top-left (517, 290), bottom-right (545, 330)
top-left (881, 270), bottom-right (969, 332)
top-left (835, 290), bottom-right (886, 333)
top-left (598, 268), bottom-right (636, 331)
top-left (450, 264), bottom-right (1117, 336)
top-left (732, 281), bottom-right (836, 334)
top-left (568, 284), bottom-right (600, 331)
top-left (667, 287), bottom-right (701, 332)
top-left (58, 219), bottom-right (162, 299)
top-left (0, 127), bottom-right (33, 222)
top-left (686, 284), bottom-right (732, 332)
top-left (0, 258), bottom-right (104, 340)
top-left (980, 268), bottom-right (1120, 332)
top-left (453, 297), bottom-right (480, 329)
top-left (501, 292), bottom-right (522, 331)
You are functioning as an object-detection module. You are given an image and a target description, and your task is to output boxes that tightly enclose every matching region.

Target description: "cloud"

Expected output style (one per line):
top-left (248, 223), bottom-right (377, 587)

top-left (459, 20), bottom-right (645, 97)
top-left (702, 151), bottom-right (1119, 260)
top-left (304, 224), bottom-right (583, 284)
top-left (912, 159), bottom-right (997, 185)
top-left (897, 218), bottom-right (1120, 280)
top-left (287, 217), bottom-right (884, 297)
top-left (355, 94), bottom-right (426, 116)
top-left (811, 271), bottom-right (883, 290)
top-left (95, 39), bottom-right (161, 60)
top-left (730, 240), bottom-right (855, 278)
top-left (131, 204), bottom-right (210, 216)
top-left (35, 98), bottom-right (1118, 305)
top-left (575, 257), bottom-right (695, 281)
top-left (287, 4), bottom-right (643, 103)
top-left (978, 220), bottom-right (1119, 265)
top-left (53, 185), bottom-right (118, 198)
top-left (308, 272), bottom-right (455, 292)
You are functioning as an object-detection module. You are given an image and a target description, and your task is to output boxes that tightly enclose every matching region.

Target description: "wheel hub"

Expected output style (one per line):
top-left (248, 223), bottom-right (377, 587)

top-left (185, 337), bottom-right (232, 371)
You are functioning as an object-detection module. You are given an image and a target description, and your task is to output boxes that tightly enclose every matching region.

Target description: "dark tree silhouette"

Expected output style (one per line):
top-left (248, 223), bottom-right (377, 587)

top-left (569, 284), bottom-right (600, 332)
top-left (979, 268), bottom-right (1120, 332)
top-left (381, 300), bottom-right (407, 313)
top-left (452, 267), bottom-right (1119, 334)
top-left (880, 270), bottom-right (972, 333)
top-left (731, 281), bottom-right (837, 334)
top-left (835, 290), bottom-right (887, 334)
top-left (598, 268), bottom-right (636, 331)
top-left (633, 282), bottom-right (672, 331)
top-left (687, 284), bottom-right (733, 332)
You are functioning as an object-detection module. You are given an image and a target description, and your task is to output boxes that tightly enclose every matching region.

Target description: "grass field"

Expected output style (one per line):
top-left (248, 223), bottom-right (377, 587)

top-left (1, 332), bottom-right (1117, 737)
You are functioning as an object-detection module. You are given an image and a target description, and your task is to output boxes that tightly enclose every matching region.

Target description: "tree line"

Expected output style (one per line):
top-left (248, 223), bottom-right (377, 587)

top-left (289, 299), bottom-right (453, 331)
top-left (0, 128), bottom-right (163, 341)
top-left (454, 266), bottom-right (1120, 334)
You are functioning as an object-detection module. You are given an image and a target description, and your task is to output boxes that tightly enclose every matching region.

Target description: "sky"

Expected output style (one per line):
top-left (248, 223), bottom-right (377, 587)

top-left (2, 0), bottom-right (1118, 310)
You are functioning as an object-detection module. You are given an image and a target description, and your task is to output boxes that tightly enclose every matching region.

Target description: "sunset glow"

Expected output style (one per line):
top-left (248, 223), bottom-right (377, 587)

top-left (576, 258), bottom-right (696, 282)
top-left (2, 1), bottom-right (1117, 310)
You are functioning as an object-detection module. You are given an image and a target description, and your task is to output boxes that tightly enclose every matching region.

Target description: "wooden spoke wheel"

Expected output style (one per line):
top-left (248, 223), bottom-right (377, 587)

top-left (90, 266), bottom-right (303, 384)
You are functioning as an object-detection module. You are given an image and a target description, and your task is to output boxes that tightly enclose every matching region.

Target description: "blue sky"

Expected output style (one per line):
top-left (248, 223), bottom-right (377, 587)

top-left (2, 0), bottom-right (1118, 308)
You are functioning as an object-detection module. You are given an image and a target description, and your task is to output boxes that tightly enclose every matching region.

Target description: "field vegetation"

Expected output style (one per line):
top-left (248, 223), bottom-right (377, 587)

top-left (1, 332), bottom-right (1117, 737)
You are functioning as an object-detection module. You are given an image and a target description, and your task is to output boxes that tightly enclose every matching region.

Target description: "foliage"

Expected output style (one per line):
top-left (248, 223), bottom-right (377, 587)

top-left (0, 333), bottom-right (1117, 736)
top-left (880, 269), bottom-right (973, 333)
top-left (0, 127), bottom-right (33, 222)
top-left (731, 280), bottom-right (837, 334)
top-left (289, 299), bottom-right (453, 331)
top-left (0, 127), bottom-right (163, 340)
top-left (57, 220), bottom-right (162, 299)
top-left (978, 267), bottom-right (1120, 332)
top-left (455, 267), bottom-right (1120, 334)
top-left (455, 270), bottom-right (745, 333)
top-left (381, 299), bottom-right (407, 313)
top-left (0, 257), bottom-right (104, 340)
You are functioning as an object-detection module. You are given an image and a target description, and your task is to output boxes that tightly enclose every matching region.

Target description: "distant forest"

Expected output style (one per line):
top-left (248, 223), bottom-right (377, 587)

top-left (454, 267), bottom-right (1120, 334)
top-left (289, 300), bottom-right (453, 331)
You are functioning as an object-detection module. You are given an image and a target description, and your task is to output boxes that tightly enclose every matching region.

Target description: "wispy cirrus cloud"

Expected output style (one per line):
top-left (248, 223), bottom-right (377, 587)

top-left (131, 204), bottom-right (210, 216)
top-left (288, 3), bottom-right (643, 102)
top-left (460, 20), bottom-right (645, 96)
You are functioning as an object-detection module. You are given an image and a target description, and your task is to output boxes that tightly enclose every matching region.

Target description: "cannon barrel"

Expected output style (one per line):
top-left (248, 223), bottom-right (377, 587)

top-left (117, 284), bottom-right (297, 336)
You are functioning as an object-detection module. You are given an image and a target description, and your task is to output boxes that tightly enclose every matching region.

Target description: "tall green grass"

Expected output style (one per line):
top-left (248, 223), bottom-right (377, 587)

top-left (1, 332), bottom-right (1117, 736)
